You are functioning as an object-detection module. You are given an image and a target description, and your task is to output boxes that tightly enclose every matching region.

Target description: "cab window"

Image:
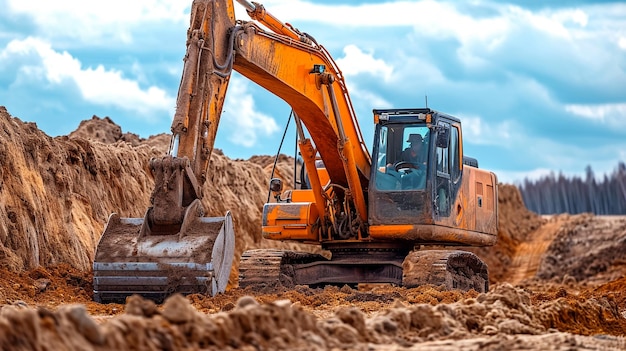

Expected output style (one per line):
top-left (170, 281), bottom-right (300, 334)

top-left (374, 125), bottom-right (430, 191)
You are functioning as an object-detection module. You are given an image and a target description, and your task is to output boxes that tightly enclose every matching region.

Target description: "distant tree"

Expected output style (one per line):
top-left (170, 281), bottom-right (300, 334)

top-left (519, 162), bottom-right (626, 215)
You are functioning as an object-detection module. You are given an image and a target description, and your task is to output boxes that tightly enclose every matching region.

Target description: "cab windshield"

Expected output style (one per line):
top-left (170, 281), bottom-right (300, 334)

top-left (374, 124), bottom-right (430, 191)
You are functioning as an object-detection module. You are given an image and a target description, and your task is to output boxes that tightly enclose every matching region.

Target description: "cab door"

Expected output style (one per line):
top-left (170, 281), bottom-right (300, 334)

top-left (434, 121), bottom-right (451, 218)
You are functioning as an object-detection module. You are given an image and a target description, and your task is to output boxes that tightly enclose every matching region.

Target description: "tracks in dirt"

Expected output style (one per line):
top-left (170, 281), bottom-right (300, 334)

top-left (506, 216), bottom-right (565, 285)
top-left (505, 215), bottom-right (626, 286)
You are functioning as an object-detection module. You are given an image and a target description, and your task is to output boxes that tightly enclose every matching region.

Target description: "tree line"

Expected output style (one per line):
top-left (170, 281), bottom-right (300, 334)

top-left (518, 162), bottom-right (626, 215)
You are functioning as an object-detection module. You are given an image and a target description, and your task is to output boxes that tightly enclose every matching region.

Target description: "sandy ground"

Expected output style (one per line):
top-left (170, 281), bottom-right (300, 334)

top-left (0, 109), bottom-right (625, 350)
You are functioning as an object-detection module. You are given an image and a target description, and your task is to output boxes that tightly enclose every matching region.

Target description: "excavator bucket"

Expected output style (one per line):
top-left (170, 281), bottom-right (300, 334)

top-left (93, 211), bottom-right (235, 303)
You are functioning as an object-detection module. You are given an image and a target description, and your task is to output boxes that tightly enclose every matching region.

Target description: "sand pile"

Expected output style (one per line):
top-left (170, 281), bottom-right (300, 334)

top-left (68, 116), bottom-right (149, 146)
top-left (0, 108), bottom-right (160, 272)
top-left (537, 214), bottom-right (626, 285)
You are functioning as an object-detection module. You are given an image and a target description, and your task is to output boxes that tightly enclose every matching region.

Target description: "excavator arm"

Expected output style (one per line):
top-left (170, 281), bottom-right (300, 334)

top-left (144, 0), bottom-right (236, 233)
top-left (92, 0), bottom-right (240, 303)
top-left (232, 21), bottom-right (371, 183)
top-left (163, 0), bottom-right (372, 226)
top-left (169, 0), bottom-right (235, 187)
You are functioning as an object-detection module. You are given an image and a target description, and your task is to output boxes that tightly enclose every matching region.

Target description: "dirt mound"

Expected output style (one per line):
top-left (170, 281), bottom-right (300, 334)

top-left (482, 188), bottom-right (626, 288)
top-left (536, 214), bottom-right (626, 285)
top-left (0, 108), bottom-right (306, 286)
top-left (505, 214), bottom-right (570, 285)
top-left (68, 115), bottom-right (170, 148)
top-left (0, 108), bottom-right (620, 288)
top-left (1, 283), bottom-right (625, 350)
top-left (0, 107), bottom-right (160, 272)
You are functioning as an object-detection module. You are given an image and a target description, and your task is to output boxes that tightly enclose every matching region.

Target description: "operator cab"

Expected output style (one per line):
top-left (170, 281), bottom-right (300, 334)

top-left (369, 108), bottom-right (463, 227)
top-left (374, 123), bottom-right (430, 191)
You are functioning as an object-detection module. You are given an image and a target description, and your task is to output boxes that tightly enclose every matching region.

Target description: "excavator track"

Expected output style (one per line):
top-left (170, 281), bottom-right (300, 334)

top-left (238, 249), bottom-right (285, 289)
top-left (239, 249), bottom-right (488, 293)
top-left (238, 249), bottom-right (330, 289)
top-left (402, 250), bottom-right (489, 293)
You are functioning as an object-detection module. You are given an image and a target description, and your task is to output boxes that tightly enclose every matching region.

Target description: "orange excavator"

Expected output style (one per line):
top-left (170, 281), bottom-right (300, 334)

top-left (93, 0), bottom-right (498, 303)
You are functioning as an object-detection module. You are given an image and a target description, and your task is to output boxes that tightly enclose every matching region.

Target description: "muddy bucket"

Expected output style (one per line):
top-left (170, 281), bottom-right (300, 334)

top-left (93, 211), bottom-right (234, 303)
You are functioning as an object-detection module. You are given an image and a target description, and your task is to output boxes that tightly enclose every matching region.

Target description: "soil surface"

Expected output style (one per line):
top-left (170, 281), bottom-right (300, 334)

top-left (0, 108), bottom-right (625, 350)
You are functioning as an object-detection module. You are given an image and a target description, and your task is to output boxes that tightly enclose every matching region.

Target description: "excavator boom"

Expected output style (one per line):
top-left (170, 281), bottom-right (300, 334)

top-left (231, 5), bottom-right (498, 290)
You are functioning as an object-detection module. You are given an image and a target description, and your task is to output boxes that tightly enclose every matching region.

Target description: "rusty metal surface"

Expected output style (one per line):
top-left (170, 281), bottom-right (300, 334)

top-left (239, 248), bottom-right (407, 288)
top-left (93, 212), bottom-right (234, 303)
top-left (239, 247), bottom-right (489, 293)
top-left (93, 262), bottom-right (215, 303)
top-left (95, 0), bottom-right (240, 303)
top-left (238, 249), bottom-right (286, 289)
top-left (171, 0), bottom-right (236, 184)
top-left (369, 223), bottom-right (497, 247)
top-left (287, 257), bottom-right (404, 286)
top-left (402, 249), bottom-right (489, 293)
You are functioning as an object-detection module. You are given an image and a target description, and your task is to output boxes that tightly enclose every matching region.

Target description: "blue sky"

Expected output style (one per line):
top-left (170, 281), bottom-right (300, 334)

top-left (1, 0), bottom-right (625, 184)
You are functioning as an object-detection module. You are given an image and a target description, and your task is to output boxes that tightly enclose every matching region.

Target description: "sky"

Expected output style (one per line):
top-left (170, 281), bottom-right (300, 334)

top-left (0, 0), bottom-right (625, 184)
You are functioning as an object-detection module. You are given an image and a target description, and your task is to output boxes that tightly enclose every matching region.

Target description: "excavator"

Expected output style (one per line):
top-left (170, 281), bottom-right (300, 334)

top-left (93, 0), bottom-right (498, 303)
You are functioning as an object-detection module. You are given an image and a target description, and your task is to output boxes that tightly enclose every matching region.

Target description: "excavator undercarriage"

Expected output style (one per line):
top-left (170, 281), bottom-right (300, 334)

top-left (239, 246), bottom-right (489, 293)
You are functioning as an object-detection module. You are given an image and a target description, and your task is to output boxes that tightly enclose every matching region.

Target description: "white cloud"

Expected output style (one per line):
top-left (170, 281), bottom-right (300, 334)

top-left (1, 37), bottom-right (174, 118)
top-left (335, 45), bottom-right (393, 82)
top-left (260, 0), bottom-right (509, 44)
top-left (458, 115), bottom-right (514, 146)
top-left (254, 1), bottom-right (606, 66)
top-left (333, 45), bottom-right (392, 113)
top-left (494, 167), bottom-right (555, 185)
top-left (6, 0), bottom-right (188, 20)
top-left (260, 0), bottom-right (459, 28)
top-left (389, 54), bottom-right (446, 87)
top-left (2, 0), bottom-right (624, 182)
top-left (256, 1), bottom-right (578, 43)
top-left (223, 77), bottom-right (279, 147)
top-left (510, 7), bottom-right (580, 39)
top-left (566, 9), bottom-right (589, 27)
top-left (348, 86), bottom-right (391, 111)
top-left (565, 103), bottom-right (626, 128)
top-left (5, 0), bottom-right (189, 42)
